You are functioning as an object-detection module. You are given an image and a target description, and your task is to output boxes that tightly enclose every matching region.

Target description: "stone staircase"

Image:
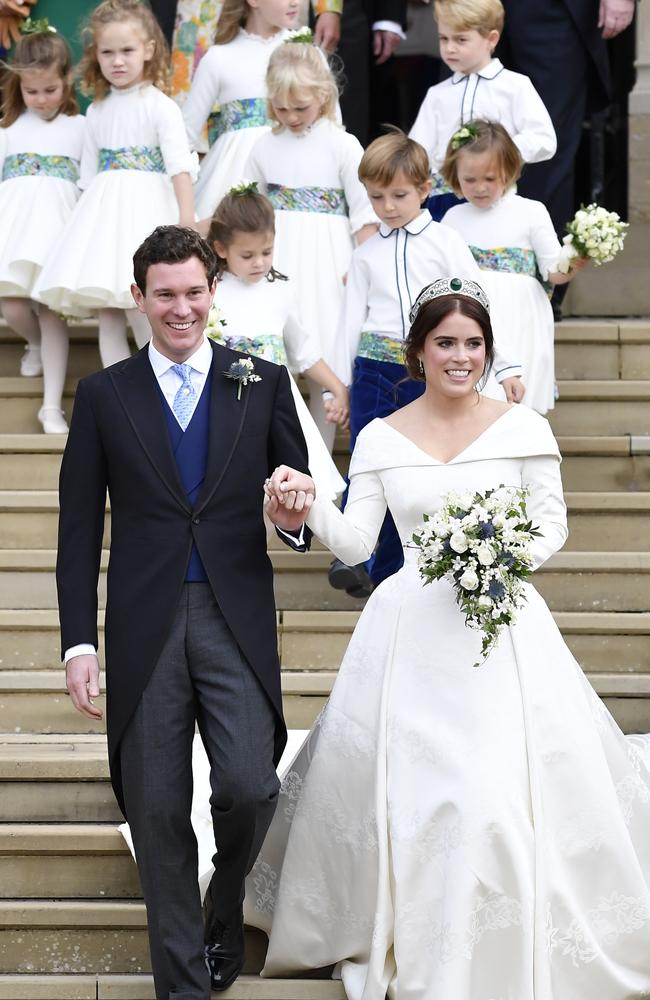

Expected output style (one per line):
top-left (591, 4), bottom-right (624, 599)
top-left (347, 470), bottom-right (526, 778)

top-left (0, 316), bottom-right (649, 998)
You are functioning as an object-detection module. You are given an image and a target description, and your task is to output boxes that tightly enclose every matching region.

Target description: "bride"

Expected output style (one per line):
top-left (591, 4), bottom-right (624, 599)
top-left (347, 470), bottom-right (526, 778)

top-left (256, 276), bottom-right (650, 999)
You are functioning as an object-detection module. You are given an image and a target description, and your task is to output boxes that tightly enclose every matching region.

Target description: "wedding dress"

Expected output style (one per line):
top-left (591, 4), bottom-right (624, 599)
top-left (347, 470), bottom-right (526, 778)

top-left (240, 404), bottom-right (650, 999)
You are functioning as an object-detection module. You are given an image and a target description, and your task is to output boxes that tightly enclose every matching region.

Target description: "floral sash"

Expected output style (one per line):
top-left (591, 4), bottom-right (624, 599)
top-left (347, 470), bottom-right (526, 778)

top-left (267, 184), bottom-right (348, 216)
top-left (470, 245), bottom-right (538, 277)
top-left (357, 331), bottom-right (405, 365)
top-left (2, 152), bottom-right (79, 183)
top-left (207, 97), bottom-right (270, 146)
top-left (211, 332), bottom-right (288, 367)
top-left (98, 145), bottom-right (165, 173)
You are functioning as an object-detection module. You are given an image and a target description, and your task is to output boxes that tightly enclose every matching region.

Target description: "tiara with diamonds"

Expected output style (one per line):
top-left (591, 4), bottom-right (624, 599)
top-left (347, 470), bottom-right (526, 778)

top-left (409, 277), bottom-right (490, 325)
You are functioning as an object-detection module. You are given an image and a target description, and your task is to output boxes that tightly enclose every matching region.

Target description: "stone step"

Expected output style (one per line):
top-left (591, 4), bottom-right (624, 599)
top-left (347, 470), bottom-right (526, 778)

top-left (2, 318), bottom-right (649, 381)
top-left (2, 607), bottom-right (648, 674)
top-left (0, 901), bottom-right (332, 985)
top-left (1, 431), bottom-right (650, 492)
top-left (0, 670), bottom-right (331, 734)
top-left (0, 824), bottom-right (141, 899)
top-left (3, 375), bottom-right (650, 434)
top-left (553, 319), bottom-right (650, 380)
top-left (2, 489), bottom-right (646, 550)
top-left (0, 974), bottom-right (344, 999)
top-left (548, 380), bottom-right (650, 435)
top-left (0, 549), bottom-right (649, 612)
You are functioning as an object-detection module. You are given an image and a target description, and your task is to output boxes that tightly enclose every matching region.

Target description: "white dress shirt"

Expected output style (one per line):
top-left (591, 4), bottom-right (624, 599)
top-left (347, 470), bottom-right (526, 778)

top-left (409, 57), bottom-right (557, 175)
top-left (64, 337), bottom-right (213, 664)
top-left (332, 210), bottom-right (522, 386)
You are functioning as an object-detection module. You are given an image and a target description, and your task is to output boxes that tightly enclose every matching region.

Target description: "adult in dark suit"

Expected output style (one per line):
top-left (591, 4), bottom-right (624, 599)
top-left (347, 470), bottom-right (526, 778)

top-left (58, 226), bottom-right (314, 1000)
top-left (499, 0), bottom-right (635, 238)
top-left (336, 0), bottom-right (408, 144)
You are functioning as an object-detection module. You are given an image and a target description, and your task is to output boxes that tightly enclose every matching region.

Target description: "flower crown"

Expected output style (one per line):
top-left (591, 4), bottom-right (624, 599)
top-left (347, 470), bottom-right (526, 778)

top-left (450, 123), bottom-right (480, 151)
top-left (409, 277), bottom-right (490, 325)
top-left (19, 16), bottom-right (57, 35)
top-left (227, 179), bottom-right (259, 197)
top-left (285, 26), bottom-right (314, 44)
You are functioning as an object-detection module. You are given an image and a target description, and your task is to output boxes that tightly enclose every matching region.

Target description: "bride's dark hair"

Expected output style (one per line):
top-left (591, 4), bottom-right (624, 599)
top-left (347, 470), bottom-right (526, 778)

top-left (403, 295), bottom-right (494, 385)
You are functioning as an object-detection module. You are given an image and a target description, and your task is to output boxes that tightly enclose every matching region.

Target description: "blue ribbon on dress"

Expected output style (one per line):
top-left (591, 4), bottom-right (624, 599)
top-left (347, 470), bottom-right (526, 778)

top-left (207, 97), bottom-right (271, 147)
top-left (267, 183), bottom-right (349, 216)
top-left (2, 152), bottom-right (80, 183)
top-left (97, 145), bottom-right (165, 173)
top-left (357, 331), bottom-right (405, 365)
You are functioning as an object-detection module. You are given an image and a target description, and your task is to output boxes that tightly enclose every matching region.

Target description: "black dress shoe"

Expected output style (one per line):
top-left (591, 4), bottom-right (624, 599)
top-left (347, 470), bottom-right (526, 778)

top-left (328, 558), bottom-right (374, 598)
top-left (204, 904), bottom-right (244, 992)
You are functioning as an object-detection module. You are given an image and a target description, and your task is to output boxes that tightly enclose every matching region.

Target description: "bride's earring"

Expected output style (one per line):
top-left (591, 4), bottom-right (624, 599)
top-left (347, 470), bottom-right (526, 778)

top-left (418, 359), bottom-right (425, 378)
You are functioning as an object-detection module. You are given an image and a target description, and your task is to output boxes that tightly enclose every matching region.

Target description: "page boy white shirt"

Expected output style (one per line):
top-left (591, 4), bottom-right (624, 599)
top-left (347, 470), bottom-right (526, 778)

top-left (409, 58), bottom-right (557, 175)
top-left (332, 209), bottom-right (522, 386)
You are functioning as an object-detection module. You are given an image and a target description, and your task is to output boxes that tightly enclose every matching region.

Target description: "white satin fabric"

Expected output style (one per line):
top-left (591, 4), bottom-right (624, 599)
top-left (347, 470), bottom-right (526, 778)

top-left (241, 406), bottom-right (650, 999)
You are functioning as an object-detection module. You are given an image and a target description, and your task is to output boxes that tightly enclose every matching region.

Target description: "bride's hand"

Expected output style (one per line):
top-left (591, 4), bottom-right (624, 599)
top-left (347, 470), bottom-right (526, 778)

top-left (264, 466), bottom-right (316, 532)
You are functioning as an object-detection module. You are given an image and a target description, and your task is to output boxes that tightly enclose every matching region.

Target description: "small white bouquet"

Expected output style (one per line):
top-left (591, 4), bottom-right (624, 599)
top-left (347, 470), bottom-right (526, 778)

top-left (412, 486), bottom-right (540, 667)
top-left (205, 303), bottom-right (227, 342)
top-left (556, 203), bottom-right (628, 274)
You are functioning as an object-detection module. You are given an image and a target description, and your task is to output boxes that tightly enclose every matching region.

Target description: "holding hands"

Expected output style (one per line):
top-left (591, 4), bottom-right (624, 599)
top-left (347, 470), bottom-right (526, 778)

top-left (264, 466), bottom-right (316, 532)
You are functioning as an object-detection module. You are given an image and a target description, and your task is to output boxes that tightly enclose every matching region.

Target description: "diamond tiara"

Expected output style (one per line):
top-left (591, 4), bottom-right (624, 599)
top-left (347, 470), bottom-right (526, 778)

top-left (409, 277), bottom-right (490, 325)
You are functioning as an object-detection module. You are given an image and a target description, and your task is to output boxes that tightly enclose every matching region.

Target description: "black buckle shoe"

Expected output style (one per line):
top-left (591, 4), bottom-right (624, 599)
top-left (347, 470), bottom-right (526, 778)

top-left (328, 558), bottom-right (374, 598)
top-left (204, 903), bottom-right (244, 992)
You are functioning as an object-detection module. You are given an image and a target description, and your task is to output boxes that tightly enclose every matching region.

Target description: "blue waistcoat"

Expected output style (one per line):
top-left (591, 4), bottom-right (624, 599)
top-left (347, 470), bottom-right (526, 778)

top-left (159, 369), bottom-right (212, 581)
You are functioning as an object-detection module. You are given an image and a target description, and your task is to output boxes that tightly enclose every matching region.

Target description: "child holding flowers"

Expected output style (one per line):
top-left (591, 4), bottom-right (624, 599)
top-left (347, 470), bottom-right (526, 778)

top-left (441, 120), bottom-right (587, 413)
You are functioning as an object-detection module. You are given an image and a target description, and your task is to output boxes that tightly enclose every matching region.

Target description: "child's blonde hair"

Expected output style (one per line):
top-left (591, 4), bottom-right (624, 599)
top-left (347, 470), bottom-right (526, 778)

top-left (78, 0), bottom-right (170, 100)
top-left (434, 0), bottom-right (504, 35)
top-left (266, 43), bottom-right (339, 129)
top-left (359, 128), bottom-right (430, 189)
top-left (214, 0), bottom-right (249, 44)
top-left (1, 28), bottom-right (78, 128)
top-left (441, 119), bottom-right (522, 195)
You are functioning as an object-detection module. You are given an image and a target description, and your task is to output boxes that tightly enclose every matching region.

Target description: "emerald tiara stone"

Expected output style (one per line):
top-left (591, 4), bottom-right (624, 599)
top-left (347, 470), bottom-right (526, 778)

top-left (408, 277), bottom-right (491, 325)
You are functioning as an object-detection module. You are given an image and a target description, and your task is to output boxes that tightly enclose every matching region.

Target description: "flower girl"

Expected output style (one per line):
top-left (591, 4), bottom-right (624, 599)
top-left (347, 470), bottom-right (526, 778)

top-left (441, 120), bottom-right (586, 413)
top-left (206, 184), bottom-right (347, 499)
top-left (246, 39), bottom-right (377, 447)
top-left (0, 24), bottom-right (85, 433)
top-left (34, 0), bottom-right (197, 368)
top-left (181, 0), bottom-right (300, 219)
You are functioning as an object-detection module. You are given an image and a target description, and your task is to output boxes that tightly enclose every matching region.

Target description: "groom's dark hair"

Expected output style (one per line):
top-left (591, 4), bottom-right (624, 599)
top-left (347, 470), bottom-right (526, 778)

top-left (133, 226), bottom-right (219, 293)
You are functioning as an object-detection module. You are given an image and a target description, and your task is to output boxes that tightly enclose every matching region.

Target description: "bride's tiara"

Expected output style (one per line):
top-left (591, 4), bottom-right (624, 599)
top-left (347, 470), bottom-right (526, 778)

top-left (409, 277), bottom-right (490, 325)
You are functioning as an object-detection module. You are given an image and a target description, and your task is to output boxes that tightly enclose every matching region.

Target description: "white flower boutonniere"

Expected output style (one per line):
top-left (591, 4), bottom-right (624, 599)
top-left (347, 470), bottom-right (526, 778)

top-left (224, 358), bottom-right (262, 400)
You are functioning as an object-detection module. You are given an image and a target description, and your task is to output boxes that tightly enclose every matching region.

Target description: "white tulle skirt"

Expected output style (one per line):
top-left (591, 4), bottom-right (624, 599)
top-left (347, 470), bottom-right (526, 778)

top-left (33, 171), bottom-right (181, 312)
top-left (272, 212), bottom-right (354, 363)
top-left (0, 176), bottom-right (80, 298)
top-left (480, 271), bottom-right (556, 414)
top-left (194, 126), bottom-right (272, 220)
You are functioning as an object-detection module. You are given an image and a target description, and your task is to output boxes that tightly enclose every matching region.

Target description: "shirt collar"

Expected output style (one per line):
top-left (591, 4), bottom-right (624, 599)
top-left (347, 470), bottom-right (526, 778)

top-left (148, 335), bottom-right (213, 377)
top-left (451, 57), bottom-right (503, 84)
top-left (379, 209), bottom-right (433, 238)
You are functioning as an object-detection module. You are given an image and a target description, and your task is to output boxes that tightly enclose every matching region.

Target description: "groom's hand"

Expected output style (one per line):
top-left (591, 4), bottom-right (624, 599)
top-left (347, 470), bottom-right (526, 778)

top-left (66, 653), bottom-right (103, 720)
top-left (264, 466), bottom-right (315, 533)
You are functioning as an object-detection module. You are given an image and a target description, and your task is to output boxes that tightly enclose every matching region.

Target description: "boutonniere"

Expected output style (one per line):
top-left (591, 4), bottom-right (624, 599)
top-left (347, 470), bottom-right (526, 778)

top-left (224, 358), bottom-right (262, 400)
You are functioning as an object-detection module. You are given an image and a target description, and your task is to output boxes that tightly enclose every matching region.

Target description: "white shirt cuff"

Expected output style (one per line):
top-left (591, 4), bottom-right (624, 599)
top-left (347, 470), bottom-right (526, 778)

top-left (372, 20), bottom-right (406, 39)
top-left (277, 525), bottom-right (306, 546)
top-left (64, 643), bottom-right (97, 664)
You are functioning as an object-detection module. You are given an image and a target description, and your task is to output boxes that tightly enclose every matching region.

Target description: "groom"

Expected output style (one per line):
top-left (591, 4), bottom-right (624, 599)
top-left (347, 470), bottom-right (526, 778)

top-left (57, 226), bottom-right (314, 1000)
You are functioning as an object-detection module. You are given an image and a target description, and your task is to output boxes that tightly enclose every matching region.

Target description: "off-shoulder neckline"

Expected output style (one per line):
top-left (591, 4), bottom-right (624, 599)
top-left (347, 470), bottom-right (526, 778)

top-left (379, 405), bottom-right (517, 465)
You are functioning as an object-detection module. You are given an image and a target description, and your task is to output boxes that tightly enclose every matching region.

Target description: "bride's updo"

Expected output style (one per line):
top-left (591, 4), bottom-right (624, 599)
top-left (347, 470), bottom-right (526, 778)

top-left (404, 288), bottom-right (495, 384)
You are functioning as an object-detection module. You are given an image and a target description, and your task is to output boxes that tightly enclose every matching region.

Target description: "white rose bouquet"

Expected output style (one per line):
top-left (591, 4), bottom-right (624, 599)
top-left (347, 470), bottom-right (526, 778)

top-left (556, 203), bottom-right (628, 274)
top-left (205, 302), bottom-right (227, 342)
top-left (412, 486), bottom-right (541, 667)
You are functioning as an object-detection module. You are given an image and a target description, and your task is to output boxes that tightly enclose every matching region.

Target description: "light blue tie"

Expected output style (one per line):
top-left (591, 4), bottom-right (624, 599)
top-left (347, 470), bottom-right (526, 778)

top-left (171, 363), bottom-right (197, 430)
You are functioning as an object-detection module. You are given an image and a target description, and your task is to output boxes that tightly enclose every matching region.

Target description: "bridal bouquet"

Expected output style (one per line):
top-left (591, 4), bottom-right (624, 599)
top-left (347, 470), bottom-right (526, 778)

top-left (556, 203), bottom-right (628, 274)
top-left (412, 486), bottom-right (540, 667)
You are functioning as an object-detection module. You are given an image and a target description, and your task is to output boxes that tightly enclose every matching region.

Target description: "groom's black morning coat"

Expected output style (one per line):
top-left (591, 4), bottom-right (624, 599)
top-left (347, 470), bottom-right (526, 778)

top-left (56, 341), bottom-right (311, 815)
